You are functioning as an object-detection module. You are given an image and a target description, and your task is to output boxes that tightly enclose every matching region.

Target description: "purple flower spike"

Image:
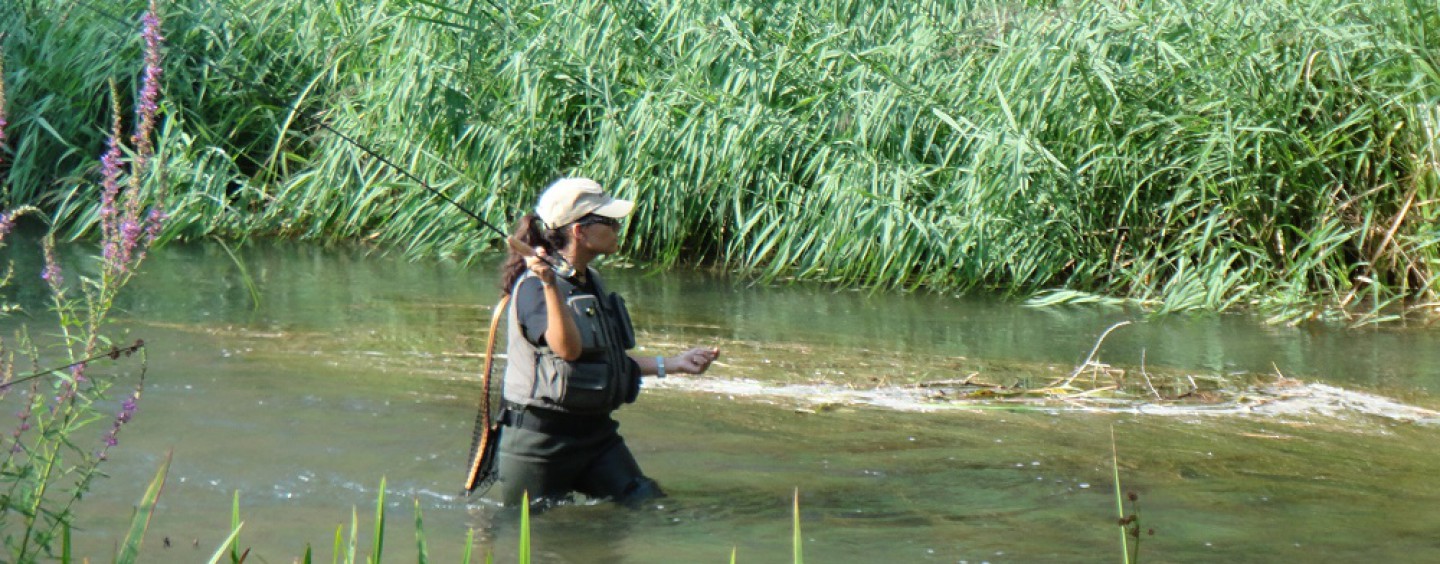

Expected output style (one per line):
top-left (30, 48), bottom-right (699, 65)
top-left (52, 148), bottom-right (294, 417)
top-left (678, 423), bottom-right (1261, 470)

top-left (1, 45), bottom-right (8, 167)
top-left (130, 1), bottom-right (165, 173)
top-left (144, 208), bottom-right (167, 243)
top-left (41, 254), bottom-right (64, 288)
top-left (100, 135), bottom-right (124, 219)
top-left (102, 391), bottom-right (142, 452)
top-left (95, 0), bottom-right (169, 281)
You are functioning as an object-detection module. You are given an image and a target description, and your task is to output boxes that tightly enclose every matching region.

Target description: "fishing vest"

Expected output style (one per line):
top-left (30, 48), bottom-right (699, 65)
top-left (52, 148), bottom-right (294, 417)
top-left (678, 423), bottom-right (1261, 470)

top-left (503, 268), bottom-right (639, 415)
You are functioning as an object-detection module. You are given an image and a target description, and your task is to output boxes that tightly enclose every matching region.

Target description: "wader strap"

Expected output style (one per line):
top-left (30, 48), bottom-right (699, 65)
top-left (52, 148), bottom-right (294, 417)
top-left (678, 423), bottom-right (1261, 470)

top-left (464, 294), bottom-right (510, 493)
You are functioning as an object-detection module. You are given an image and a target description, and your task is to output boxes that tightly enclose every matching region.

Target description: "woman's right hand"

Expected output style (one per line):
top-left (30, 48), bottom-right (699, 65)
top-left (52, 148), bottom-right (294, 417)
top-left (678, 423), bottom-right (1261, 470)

top-left (525, 248), bottom-right (556, 286)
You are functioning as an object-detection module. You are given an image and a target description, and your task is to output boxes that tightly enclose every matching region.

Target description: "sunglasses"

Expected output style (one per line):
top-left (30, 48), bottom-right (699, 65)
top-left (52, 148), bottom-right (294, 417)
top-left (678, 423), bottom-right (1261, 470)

top-left (576, 214), bottom-right (621, 228)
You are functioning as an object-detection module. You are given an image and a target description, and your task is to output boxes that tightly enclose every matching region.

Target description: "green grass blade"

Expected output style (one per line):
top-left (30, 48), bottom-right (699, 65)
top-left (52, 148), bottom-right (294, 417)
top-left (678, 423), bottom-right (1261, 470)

top-left (116, 451), bottom-right (172, 564)
top-left (413, 498), bottom-right (429, 564)
top-left (1112, 426), bottom-right (1129, 564)
top-left (348, 507), bottom-right (359, 564)
top-left (793, 488), bottom-right (803, 564)
top-left (214, 237), bottom-right (262, 310)
top-left (333, 524), bottom-right (343, 564)
top-left (519, 492), bottom-right (531, 564)
top-left (231, 490), bottom-right (242, 564)
top-left (371, 477), bottom-right (387, 563)
top-left (205, 524), bottom-right (245, 564)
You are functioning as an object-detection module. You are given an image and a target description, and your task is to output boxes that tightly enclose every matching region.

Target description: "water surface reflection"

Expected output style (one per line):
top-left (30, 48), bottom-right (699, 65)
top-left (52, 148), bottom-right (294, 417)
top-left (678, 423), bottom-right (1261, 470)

top-left (2, 238), bottom-right (1437, 562)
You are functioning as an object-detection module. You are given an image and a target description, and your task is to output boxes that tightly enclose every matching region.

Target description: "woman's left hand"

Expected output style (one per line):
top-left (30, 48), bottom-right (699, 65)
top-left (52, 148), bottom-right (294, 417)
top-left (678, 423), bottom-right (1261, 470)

top-left (672, 346), bottom-right (720, 375)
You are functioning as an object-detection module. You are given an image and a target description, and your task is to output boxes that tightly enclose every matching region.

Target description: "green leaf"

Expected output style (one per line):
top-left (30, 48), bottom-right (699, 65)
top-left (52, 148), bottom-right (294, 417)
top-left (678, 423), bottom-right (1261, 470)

top-left (205, 524), bottom-right (245, 564)
top-left (348, 507), bottom-right (359, 564)
top-left (116, 451), bottom-right (171, 564)
top-left (413, 498), bottom-right (429, 564)
top-left (460, 528), bottom-right (474, 564)
top-left (519, 493), bottom-right (531, 564)
top-left (371, 477), bottom-right (387, 563)
top-left (332, 524), bottom-right (344, 564)
top-left (231, 490), bottom-right (242, 563)
top-left (793, 488), bottom-right (803, 564)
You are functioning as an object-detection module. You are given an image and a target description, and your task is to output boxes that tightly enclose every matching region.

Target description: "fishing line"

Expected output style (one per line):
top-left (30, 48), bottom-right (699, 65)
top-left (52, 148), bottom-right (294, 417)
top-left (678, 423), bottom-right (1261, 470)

top-left (2, 340), bottom-right (146, 390)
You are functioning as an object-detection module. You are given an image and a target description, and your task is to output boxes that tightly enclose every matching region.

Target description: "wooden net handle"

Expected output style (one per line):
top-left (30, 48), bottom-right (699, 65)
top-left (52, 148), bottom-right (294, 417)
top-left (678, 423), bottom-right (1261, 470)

top-left (464, 293), bottom-right (510, 492)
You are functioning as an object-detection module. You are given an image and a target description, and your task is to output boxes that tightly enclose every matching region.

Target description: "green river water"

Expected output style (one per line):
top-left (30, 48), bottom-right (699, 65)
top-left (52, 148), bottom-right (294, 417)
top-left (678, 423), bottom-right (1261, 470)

top-left (4, 237), bottom-right (1440, 563)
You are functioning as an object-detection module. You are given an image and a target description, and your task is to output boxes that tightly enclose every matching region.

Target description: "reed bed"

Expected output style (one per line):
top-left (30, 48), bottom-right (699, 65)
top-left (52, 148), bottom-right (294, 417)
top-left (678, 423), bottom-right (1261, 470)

top-left (3, 0), bottom-right (1438, 323)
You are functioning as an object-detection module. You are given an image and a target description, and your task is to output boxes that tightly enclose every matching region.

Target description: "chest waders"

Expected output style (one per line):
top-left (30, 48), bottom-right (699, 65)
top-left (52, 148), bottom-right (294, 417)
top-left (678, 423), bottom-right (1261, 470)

top-left (490, 269), bottom-right (662, 507)
top-left (463, 270), bottom-right (638, 497)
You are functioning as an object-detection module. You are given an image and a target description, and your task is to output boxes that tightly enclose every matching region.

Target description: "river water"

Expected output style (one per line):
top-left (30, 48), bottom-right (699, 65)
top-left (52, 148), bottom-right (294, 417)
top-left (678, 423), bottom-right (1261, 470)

top-left (4, 237), bottom-right (1440, 562)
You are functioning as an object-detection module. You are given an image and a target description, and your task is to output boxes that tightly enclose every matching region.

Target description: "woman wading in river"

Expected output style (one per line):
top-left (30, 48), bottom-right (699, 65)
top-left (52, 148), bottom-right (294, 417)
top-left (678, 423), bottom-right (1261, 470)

top-left (497, 177), bottom-right (720, 509)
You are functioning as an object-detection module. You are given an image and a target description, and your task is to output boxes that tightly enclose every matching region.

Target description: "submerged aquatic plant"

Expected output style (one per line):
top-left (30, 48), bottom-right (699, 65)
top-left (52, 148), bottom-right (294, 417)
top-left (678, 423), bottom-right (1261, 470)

top-left (1111, 428), bottom-right (1154, 564)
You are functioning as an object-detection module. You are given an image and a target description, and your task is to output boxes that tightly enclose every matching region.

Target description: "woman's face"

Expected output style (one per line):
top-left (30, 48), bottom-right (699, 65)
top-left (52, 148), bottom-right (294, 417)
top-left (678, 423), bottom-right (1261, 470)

top-left (575, 216), bottom-right (622, 255)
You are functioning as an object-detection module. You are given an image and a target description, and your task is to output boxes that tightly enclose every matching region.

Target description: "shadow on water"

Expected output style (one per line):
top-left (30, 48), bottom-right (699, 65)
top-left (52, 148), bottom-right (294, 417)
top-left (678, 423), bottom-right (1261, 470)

top-left (4, 236), bottom-right (1440, 562)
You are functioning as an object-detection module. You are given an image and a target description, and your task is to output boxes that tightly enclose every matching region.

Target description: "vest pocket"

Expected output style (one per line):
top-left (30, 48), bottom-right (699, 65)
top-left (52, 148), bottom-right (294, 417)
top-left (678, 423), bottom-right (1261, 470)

top-left (566, 294), bottom-right (609, 352)
top-left (535, 356), bottom-right (613, 413)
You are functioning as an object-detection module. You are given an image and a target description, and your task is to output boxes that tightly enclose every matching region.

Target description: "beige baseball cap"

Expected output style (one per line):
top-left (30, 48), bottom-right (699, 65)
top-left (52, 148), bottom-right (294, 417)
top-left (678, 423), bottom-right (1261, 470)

top-left (535, 177), bottom-right (633, 227)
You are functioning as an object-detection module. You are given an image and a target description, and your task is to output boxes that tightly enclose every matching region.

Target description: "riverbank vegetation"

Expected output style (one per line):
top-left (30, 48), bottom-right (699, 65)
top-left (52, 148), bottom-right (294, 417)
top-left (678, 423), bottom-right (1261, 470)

top-left (2, 0), bottom-right (1438, 324)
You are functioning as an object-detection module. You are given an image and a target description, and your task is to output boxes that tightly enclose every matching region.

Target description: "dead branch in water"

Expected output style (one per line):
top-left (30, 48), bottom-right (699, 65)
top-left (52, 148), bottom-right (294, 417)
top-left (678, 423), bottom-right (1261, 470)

top-left (1049, 321), bottom-right (1132, 388)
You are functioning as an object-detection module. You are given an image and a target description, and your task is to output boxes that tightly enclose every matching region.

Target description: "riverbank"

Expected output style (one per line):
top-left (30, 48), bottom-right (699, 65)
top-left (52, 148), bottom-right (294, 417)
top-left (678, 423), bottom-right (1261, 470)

top-left (2, 0), bottom-right (1437, 324)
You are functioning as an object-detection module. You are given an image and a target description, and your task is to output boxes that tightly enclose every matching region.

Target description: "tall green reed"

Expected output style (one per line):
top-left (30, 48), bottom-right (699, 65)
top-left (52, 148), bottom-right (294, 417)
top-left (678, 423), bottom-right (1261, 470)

top-left (8, 0), bottom-right (1440, 323)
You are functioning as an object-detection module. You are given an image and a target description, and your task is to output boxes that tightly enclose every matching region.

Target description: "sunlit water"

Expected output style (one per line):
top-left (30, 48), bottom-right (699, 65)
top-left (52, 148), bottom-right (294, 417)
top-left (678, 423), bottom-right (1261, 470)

top-left (3, 235), bottom-right (1440, 562)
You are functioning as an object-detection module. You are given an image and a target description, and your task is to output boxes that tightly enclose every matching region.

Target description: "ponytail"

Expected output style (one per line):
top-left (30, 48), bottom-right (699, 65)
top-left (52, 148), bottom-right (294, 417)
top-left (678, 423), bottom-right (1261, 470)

top-left (500, 213), bottom-right (570, 294)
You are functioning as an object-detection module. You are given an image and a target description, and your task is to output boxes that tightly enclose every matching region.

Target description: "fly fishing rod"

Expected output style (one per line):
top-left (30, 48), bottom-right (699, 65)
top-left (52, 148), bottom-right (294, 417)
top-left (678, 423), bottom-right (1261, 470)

top-left (302, 124), bottom-right (576, 278)
top-left (70, 0), bottom-right (543, 497)
top-left (314, 118), bottom-right (523, 495)
top-left (68, 0), bottom-right (577, 279)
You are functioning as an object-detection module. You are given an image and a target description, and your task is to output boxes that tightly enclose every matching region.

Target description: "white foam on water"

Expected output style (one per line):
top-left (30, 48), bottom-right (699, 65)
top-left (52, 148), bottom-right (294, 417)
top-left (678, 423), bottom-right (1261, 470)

top-left (650, 376), bottom-right (1440, 424)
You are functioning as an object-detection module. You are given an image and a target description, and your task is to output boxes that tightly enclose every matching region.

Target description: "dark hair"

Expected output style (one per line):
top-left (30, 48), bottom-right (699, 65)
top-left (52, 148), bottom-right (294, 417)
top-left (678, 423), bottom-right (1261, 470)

top-left (500, 213), bottom-right (570, 295)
